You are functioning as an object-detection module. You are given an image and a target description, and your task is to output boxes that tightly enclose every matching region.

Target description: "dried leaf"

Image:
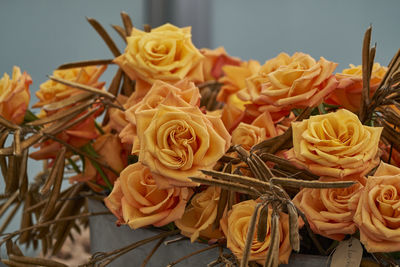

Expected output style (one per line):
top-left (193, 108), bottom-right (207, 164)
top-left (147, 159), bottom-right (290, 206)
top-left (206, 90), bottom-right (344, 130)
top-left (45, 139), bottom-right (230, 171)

top-left (18, 149), bottom-right (29, 199)
top-left (143, 24), bottom-right (151, 33)
top-left (8, 255), bottom-right (68, 267)
top-left (287, 202), bottom-right (300, 252)
top-left (0, 115), bottom-right (20, 130)
top-left (0, 130), bottom-right (9, 178)
top-left (360, 26), bottom-right (372, 122)
top-left (43, 92), bottom-right (93, 111)
top-left (121, 11), bottom-right (133, 36)
top-left (122, 73), bottom-right (134, 96)
top-left (57, 59), bottom-right (114, 70)
top-left (86, 17), bottom-right (121, 57)
top-left (200, 169), bottom-right (269, 190)
top-left (13, 129), bottom-right (21, 157)
top-left (48, 75), bottom-right (116, 101)
top-left (27, 99), bottom-right (94, 126)
top-left (263, 211), bottom-right (280, 267)
top-left (240, 203), bottom-right (263, 267)
top-left (270, 177), bottom-right (355, 189)
top-left (5, 156), bottom-right (18, 194)
top-left (257, 204), bottom-right (269, 242)
top-left (19, 193), bottom-right (33, 244)
top-left (189, 176), bottom-right (260, 196)
top-left (39, 147), bottom-right (66, 223)
top-left (0, 202), bottom-right (21, 234)
top-left (213, 188), bottom-right (228, 230)
top-left (111, 24), bottom-right (127, 42)
top-left (0, 191), bottom-right (18, 218)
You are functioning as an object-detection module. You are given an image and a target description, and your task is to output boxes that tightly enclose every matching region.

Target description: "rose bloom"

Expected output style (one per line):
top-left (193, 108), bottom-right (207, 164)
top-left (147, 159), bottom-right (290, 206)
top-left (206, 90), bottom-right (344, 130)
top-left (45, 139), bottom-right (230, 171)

top-left (119, 79), bottom-right (201, 147)
top-left (293, 178), bottom-right (364, 240)
top-left (238, 52), bottom-right (338, 120)
top-left (0, 66), bottom-right (32, 124)
top-left (217, 60), bottom-right (260, 104)
top-left (34, 66), bottom-right (106, 107)
top-left (104, 162), bottom-right (192, 229)
top-left (327, 63), bottom-right (387, 112)
top-left (286, 109), bottom-right (382, 179)
top-left (70, 134), bottom-right (127, 191)
top-left (220, 199), bottom-right (292, 265)
top-left (175, 186), bottom-right (224, 242)
top-left (231, 111), bottom-right (278, 150)
top-left (200, 46), bottom-right (241, 81)
top-left (134, 93), bottom-right (231, 188)
top-left (114, 23), bottom-right (204, 100)
top-left (353, 162), bottom-right (400, 252)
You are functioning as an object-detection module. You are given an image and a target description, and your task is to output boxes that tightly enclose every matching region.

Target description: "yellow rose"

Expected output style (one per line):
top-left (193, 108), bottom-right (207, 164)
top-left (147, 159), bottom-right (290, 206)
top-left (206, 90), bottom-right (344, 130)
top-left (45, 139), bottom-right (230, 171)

top-left (286, 109), bottom-right (382, 179)
top-left (293, 178), bottom-right (364, 240)
top-left (220, 199), bottom-right (292, 265)
top-left (238, 52), bottom-right (338, 120)
top-left (327, 63), bottom-right (387, 112)
top-left (104, 162), bottom-right (192, 229)
top-left (354, 162), bottom-right (400, 252)
top-left (175, 186), bottom-right (224, 242)
top-left (231, 112), bottom-right (277, 150)
top-left (34, 66), bottom-right (106, 107)
top-left (0, 66), bottom-right (32, 124)
top-left (114, 23), bottom-right (204, 100)
top-left (134, 93), bottom-right (231, 188)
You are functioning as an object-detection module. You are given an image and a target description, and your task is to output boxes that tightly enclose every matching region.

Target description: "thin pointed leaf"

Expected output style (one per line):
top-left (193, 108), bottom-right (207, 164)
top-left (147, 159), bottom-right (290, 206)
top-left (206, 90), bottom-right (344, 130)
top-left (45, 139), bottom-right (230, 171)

top-left (43, 92), bottom-right (93, 111)
top-left (121, 11), bottom-right (133, 35)
top-left (87, 17), bottom-right (121, 57)
top-left (257, 204), bottom-right (269, 242)
top-left (240, 203), bottom-right (263, 267)
top-left (287, 202), bottom-right (300, 252)
top-left (57, 59), bottom-right (114, 70)
top-left (111, 24), bottom-right (127, 42)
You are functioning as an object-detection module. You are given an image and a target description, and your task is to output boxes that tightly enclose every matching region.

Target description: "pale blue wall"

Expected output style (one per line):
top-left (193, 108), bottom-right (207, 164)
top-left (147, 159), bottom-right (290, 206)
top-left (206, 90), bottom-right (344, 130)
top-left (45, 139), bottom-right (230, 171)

top-left (211, 0), bottom-right (400, 70)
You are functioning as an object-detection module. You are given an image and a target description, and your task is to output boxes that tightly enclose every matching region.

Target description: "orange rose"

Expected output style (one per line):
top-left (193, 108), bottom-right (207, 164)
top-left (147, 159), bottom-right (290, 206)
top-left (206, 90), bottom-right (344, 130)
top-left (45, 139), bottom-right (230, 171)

top-left (70, 134), bottom-right (127, 191)
top-left (134, 93), bottom-right (231, 188)
top-left (0, 66), bottom-right (32, 124)
top-left (231, 112), bottom-right (277, 150)
top-left (217, 60), bottom-right (260, 104)
top-left (354, 162), bottom-right (400, 252)
top-left (327, 63), bottom-right (387, 112)
top-left (220, 199), bottom-right (292, 265)
top-left (104, 162), bottom-right (192, 229)
top-left (238, 52), bottom-right (338, 120)
top-left (34, 66), bottom-right (106, 107)
top-left (114, 23), bottom-right (204, 100)
top-left (175, 186), bottom-right (223, 242)
top-left (286, 109), bottom-right (382, 179)
top-left (200, 47), bottom-right (241, 81)
top-left (293, 178), bottom-right (363, 240)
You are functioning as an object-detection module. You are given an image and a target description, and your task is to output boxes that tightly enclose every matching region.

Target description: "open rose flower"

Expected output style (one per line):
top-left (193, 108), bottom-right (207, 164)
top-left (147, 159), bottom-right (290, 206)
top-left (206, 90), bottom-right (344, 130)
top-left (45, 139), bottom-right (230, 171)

top-left (114, 23), bottom-right (204, 100)
top-left (104, 162), bottom-right (192, 229)
top-left (175, 186), bottom-right (223, 242)
top-left (231, 111), bottom-right (278, 150)
top-left (200, 47), bottom-right (241, 81)
top-left (134, 93), bottom-right (231, 188)
top-left (0, 66), bottom-right (32, 124)
top-left (354, 162), bottom-right (400, 252)
top-left (286, 109), bottom-right (382, 179)
top-left (34, 66), bottom-right (107, 107)
top-left (327, 63), bottom-right (387, 112)
top-left (70, 134), bottom-right (127, 191)
top-left (238, 52), bottom-right (338, 120)
top-left (293, 178), bottom-right (364, 240)
top-left (220, 199), bottom-right (292, 265)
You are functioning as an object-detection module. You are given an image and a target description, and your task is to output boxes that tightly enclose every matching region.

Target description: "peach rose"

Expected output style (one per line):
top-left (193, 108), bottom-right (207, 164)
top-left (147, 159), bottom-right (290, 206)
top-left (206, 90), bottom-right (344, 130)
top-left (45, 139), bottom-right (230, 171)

top-left (231, 112), bottom-right (277, 150)
top-left (70, 134), bottom-right (127, 191)
top-left (114, 23), bottom-right (204, 100)
top-left (220, 199), bottom-right (292, 265)
top-left (293, 178), bottom-right (364, 240)
top-left (175, 186), bottom-right (224, 242)
top-left (0, 66), bottom-right (32, 124)
top-left (134, 94), bottom-right (231, 188)
top-left (327, 63), bottom-right (387, 112)
top-left (119, 79), bottom-right (201, 147)
top-left (104, 162), bottom-right (192, 229)
top-left (217, 60), bottom-right (260, 104)
top-left (200, 47), bottom-right (241, 81)
top-left (34, 66), bottom-right (106, 107)
top-left (238, 52), bottom-right (338, 120)
top-left (286, 109), bottom-right (382, 179)
top-left (354, 162), bottom-right (400, 252)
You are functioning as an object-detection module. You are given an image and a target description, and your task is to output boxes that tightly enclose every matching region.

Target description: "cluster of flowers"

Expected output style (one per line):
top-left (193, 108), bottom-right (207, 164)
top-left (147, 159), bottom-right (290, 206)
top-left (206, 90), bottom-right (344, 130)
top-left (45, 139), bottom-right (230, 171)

top-left (1, 22), bottom-right (400, 265)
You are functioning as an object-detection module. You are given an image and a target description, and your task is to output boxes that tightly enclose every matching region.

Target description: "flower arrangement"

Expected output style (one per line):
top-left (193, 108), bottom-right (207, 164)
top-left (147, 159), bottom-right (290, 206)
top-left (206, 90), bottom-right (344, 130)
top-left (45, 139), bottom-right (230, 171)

top-left (1, 12), bottom-right (400, 267)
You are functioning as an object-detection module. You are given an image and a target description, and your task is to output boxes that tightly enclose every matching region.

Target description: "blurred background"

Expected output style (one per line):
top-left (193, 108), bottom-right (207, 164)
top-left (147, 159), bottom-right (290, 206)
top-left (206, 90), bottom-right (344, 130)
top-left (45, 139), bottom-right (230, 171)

top-left (1, 0), bottom-right (400, 262)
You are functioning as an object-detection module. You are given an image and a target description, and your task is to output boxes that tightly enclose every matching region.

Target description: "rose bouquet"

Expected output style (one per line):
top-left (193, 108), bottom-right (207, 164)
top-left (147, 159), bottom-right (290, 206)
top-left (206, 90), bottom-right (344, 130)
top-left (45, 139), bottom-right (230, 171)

top-left (1, 12), bottom-right (400, 267)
